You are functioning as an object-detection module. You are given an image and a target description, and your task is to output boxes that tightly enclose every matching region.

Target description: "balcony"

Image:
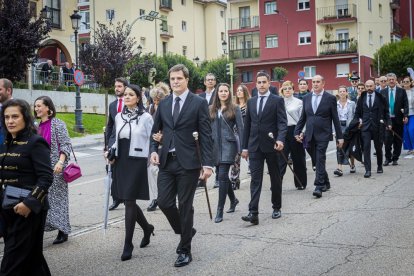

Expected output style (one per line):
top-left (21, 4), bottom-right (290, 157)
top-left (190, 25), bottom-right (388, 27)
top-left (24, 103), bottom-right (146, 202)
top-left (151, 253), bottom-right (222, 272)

top-left (319, 38), bottom-right (358, 56)
top-left (160, 0), bottom-right (172, 12)
top-left (160, 25), bottom-right (173, 38)
top-left (392, 20), bottom-right (401, 34)
top-left (317, 4), bottom-right (357, 25)
top-left (228, 16), bottom-right (259, 31)
top-left (229, 48), bottom-right (260, 60)
top-left (390, 0), bottom-right (400, 9)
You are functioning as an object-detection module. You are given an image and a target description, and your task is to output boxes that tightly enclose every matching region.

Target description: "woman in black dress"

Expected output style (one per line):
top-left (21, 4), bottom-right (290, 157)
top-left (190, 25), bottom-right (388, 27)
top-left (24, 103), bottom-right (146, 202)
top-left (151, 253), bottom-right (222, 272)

top-left (108, 84), bottom-right (154, 261)
top-left (0, 99), bottom-right (53, 275)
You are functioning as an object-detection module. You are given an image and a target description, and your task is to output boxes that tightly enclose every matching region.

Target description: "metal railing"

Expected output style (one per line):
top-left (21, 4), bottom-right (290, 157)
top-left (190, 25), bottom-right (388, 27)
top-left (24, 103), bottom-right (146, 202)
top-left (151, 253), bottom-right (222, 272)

top-left (229, 47), bottom-right (260, 59)
top-left (160, 25), bottom-right (173, 37)
top-left (317, 4), bottom-right (357, 21)
top-left (319, 38), bottom-right (358, 55)
top-left (31, 69), bottom-right (99, 90)
top-left (160, 0), bottom-right (172, 9)
top-left (228, 16), bottom-right (259, 30)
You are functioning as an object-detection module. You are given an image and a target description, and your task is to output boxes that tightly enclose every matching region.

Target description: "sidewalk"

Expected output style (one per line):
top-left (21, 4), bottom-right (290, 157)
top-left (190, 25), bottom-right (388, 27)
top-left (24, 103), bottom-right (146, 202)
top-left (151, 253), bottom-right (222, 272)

top-left (71, 133), bottom-right (105, 150)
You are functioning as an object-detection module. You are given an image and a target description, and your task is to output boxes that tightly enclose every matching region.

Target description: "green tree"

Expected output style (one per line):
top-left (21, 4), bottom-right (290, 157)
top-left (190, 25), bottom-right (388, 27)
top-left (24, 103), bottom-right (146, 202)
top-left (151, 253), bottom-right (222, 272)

top-left (125, 53), bottom-right (168, 87)
top-left (162, 54), bottom-right (202, 92)
top-left (199, 57), bottom-right (236, 90)
top-left (272, 66), bottom-right (288, 81)
top-left (373, 38), bottom-right (414, 77)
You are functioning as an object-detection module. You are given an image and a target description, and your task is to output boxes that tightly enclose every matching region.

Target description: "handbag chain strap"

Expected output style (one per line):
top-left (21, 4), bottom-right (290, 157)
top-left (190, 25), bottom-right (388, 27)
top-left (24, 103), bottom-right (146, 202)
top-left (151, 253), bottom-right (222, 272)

top-left (53, 119), bottom-right (77, 164)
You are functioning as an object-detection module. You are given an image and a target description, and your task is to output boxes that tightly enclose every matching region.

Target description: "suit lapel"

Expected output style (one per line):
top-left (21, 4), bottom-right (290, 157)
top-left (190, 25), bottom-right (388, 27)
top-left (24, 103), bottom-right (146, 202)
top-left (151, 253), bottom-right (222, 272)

top-left (165, 95), bottom-right (174, 126)
top-left (176, 92), bottom-right (194, 125)
top-left (260, 94), bottom-right (272, 120)
top-left (251, 97), bottom-right (258, 120)
top-left (209, 91), bottom-right (215, 105)
top-left (315, 93), bottom-right (328, 113)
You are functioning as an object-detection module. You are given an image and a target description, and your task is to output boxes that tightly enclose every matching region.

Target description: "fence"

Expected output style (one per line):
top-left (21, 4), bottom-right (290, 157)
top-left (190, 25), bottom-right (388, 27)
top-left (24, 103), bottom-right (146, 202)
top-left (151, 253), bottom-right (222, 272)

top-left (31, 68), bottom-right (99, 90)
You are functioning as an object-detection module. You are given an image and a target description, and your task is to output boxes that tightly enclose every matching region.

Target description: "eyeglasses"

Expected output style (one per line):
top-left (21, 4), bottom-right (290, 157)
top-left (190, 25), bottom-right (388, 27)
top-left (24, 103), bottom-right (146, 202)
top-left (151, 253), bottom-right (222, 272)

top-left (282, 87), bottom-right (293, 90)
top-left (206, 79), bottom-right (215, 82)
top-left (380, 80), bottom-right (387, 82)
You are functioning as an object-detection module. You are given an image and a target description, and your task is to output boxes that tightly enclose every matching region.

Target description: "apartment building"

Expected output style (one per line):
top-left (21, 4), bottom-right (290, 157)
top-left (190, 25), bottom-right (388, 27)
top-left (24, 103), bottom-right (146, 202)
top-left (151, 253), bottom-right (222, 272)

top-left (228, 0), bottom-right (404, 91)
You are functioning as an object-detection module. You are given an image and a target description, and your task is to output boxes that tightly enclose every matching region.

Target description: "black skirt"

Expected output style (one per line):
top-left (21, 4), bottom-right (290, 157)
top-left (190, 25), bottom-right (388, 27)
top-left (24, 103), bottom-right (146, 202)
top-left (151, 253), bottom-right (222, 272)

top-left (112, 139), bottom-right (149, 200)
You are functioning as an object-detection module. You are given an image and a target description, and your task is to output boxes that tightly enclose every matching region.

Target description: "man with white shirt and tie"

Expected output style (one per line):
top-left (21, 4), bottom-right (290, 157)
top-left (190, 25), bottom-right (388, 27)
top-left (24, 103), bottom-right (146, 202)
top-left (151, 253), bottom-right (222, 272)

top-left (241, 71), bottom-right (287, 225)
top-left (295, 75), bottom-right (343, 198)
top-left (381, 73), bottom-right (409, 166)
top-left (199, 73), bottom-right (216, 105)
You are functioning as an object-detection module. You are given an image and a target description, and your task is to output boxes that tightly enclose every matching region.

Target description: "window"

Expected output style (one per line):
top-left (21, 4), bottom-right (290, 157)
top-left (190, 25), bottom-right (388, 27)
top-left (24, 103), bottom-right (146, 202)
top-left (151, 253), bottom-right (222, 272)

top-left (106, 9), bottom-right (115, 21)
top-left (182, 21), bottom-right (187, 32)
top-left (304, 66), bottom-right (316, 79)
top-left (336, 64), bottom-right (349, 77)
top-left (266, 35), bottom-right (278, 48)
top-left (79, 11), bottom-right (90, 32)
top-left (298, 0), bottom-right (310, 11)
top-left (46, 0), bottom-right (61, 28)
top-left (369, 30), bottom-right (373, 45)
top-left (220, 10), bottom-right (224, 18)
top-left (241, 71), bottom-right (253, 83)
top-left (380, 35), bottom-right (384, 46)
top-left (368, 0), bottom-right (372, 11)
top-left (182, 46), bottom-right (187, 56)
top-left (221, 32), bottom-right (225, 40)
top-left (77, 0), bottom-right (89, 3)
top-left (379, 4), bottom-right (382, 17)
top-left (181, 0), bottom-right (186, 5)
top-left (298, 31), bottom-right (311, 45)
top-left (336, 29), bottom-right (349, 51)
top-left (239, 7), bottom-right (250, 28)
top-left (264, 1), bottom-right (277, 15)
top-left (140, 9), bottom-right (145, 16)
top-left (162, 42), bottom-right (168, 56)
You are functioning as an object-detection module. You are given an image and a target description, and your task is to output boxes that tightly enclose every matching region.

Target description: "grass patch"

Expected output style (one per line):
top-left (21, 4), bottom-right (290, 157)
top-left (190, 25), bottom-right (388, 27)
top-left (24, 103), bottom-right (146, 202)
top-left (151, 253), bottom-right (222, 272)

top-left (55, 113), bottom-right (106, 138)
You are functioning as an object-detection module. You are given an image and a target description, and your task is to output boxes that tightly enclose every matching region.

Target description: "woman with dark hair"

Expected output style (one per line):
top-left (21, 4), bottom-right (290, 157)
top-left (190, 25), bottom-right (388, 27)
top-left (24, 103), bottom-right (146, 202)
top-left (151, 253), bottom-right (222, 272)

top-left (107, 84), bottom-right (154, 261)
top-left (294, 79), bottom-right (310, 100)
top-left (0, 99), bottom-right (53, 275)
top-left (210, 83), bottom-right (243, 223)
top-left (34, 96), bottom-right (72, 244)
top-left (235, 84), bottom-right (250, 119)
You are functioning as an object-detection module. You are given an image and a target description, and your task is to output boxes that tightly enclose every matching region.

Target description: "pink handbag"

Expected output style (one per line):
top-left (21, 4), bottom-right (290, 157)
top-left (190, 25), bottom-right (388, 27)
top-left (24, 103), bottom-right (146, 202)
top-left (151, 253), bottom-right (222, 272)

top-left (63, 145), bottom-right (82, 183)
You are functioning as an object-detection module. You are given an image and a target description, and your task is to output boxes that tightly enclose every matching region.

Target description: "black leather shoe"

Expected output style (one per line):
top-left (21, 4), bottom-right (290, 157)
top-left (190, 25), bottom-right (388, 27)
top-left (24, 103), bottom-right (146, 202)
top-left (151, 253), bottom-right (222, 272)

top-left (297, 186), bottom-right (305, 190)
top-left (174, 253), bottom-right (192, 267)
top-left (176, 228), bottom-right (196, 254)
top-left (214, 209), bottom-right (223, 223)
top-left (140, 224), bottom-right (155, 248)
top-left (53, 231), bottom-right (68, 245)
top-left (364, 171), bottom-right (371, 178)
top-left (241, 213), bottom-right (259, 225)
top-left (392, 160), bottom-right (398, 166)
top-left (109, 200), bottom-right (121, 211)
top-left (226, 198), bottom-right (239, 213)
top-left (383, 160), bottom-right (391, 166)
top-left (147, 200), bottom-right (158, 212)
top-left (272, 209), bottom-right (281, 219)
top-left (313, 189), bottom-right (322, 198)
top-left (377, 166), bottom-right (383, 173)
top-left (121, 243), bottom-right (134, 261)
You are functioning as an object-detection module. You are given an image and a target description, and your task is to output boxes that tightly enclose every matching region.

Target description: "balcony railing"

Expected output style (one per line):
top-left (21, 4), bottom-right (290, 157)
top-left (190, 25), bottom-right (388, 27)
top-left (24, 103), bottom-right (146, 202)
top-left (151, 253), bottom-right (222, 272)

top-left (160, 0), bottom-right (172, 11)
top-left (317, 4), bottom-right (357, 23)
top-left (319, 38), bottom-right (358, 55)
top-left (160, 25), bottom-right (173, 38)
top-left (229, 48), bottom-right (260, 59)
top-left (392, 20), bottom-right (401, 33)
top-left (390, 0), bottom-right (400, 9)
top-left (228, 16), bottom-right (259, 30)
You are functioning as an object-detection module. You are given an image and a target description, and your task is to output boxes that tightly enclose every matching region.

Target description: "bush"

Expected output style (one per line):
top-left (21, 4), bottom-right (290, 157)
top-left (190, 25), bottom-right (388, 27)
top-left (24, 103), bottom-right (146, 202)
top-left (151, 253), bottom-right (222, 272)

top-left (56, 85), bottom-right (69, 92)
top-left (33, 84), bottom-right (44, 90)
top-left (44, 85), bottom-right (54, 91)
top-left (68, 86), bottom-right (76, 92)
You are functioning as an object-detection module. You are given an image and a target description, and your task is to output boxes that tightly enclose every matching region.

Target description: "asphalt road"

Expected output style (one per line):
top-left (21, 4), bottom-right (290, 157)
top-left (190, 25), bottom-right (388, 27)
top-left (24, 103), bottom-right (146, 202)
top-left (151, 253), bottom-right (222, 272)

top-left (1, 143), bottom-right (414, 275)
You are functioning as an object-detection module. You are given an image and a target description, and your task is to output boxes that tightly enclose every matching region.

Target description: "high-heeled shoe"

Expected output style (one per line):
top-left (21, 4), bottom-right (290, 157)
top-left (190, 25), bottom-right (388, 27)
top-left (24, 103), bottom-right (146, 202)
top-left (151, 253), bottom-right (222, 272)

top-left (53, 230), bottom-right (68, 245)
top-left (121, 242), bottom-right (134, 261)
top-left (140, 224), bottom-right (155, 248)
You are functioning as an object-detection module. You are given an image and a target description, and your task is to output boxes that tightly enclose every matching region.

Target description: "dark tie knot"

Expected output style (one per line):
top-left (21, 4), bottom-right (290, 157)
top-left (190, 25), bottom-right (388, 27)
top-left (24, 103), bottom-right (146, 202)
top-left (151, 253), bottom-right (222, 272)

top-left (175, 97), bottom-right (181, 103)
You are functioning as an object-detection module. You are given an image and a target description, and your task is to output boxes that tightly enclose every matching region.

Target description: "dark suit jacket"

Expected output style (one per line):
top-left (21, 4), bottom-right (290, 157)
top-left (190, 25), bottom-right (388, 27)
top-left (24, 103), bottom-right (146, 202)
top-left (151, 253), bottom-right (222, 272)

top-left (355, 91), bottom-right (391, 132)
top-left (150, 92), bottom-right (213, 170)
top-left (242, 94), bottom-right (287, 153)
top-left (380, 86), bottom-right (408, 125)
top-left (199, 90), bottom-right (216, 105)
top-left (106, 100), bottom-right (118, 148)
top-left (251, 86), bottom-right (278, 97)
top-left (295, 92), bottom-right (343, 142)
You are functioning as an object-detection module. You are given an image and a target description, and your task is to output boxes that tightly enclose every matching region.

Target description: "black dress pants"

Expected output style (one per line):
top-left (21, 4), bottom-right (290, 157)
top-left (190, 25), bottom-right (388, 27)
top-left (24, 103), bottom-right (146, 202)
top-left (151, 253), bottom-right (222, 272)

top-left (309, 140), bottom-right (330, 189)
top-left (361, 129), bottom-right (383, 172)
top-left (385, 118), bottom-right (404, 161)
top-left (248, 150), bottom-right (282, 214)
top-left (157, 155), bottom-right (199, 254)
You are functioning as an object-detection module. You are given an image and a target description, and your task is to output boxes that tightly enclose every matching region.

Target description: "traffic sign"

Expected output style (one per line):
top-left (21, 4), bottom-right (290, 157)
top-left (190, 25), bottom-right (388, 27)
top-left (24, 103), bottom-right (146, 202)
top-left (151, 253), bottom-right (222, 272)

top-left (74, 70), bottom-right (85, 86)
top-left (298, 71), bottom-right (305, 78)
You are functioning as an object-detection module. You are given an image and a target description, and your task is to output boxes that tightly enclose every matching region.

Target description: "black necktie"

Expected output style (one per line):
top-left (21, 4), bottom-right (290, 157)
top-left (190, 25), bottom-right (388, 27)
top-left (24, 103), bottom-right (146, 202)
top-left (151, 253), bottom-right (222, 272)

top-left (368, 94), bottom-right (372, 108)
top-left (258, 96), bottom-right (264, 118)
top-left (173, 97), bottom-right (181, 125)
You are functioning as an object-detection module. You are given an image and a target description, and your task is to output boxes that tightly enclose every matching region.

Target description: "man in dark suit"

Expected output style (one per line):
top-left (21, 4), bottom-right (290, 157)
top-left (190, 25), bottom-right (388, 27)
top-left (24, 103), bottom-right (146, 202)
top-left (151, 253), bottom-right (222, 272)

top-left (105, 77), bottom-right (128, 210)
top-left (251, 84), bottom-right (278, 97)
top-left (355, 80), bottom-right (391, 178)
top-left (295, 75), bottom-right (343, 198)
top-left (41, 60), bottom-right (53, 83)
top-left (150, 64), bottom-right (213, 267)
top-left (241, 71), bottom-right (287, 225)
top-left (198, 73), bottom-right (216, 105)
top-left (381, 73), bottom-right (409, 166)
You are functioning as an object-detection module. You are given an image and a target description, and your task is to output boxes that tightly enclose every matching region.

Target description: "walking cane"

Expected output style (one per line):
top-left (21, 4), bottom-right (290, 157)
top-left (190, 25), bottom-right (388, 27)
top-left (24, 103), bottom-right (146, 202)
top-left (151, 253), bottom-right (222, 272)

top-left (268, 132), bottom-right (304, 187)
top-left (192, 132), bottom-right (213, 220)
top-left (380, 119), bottom-right (403, 142)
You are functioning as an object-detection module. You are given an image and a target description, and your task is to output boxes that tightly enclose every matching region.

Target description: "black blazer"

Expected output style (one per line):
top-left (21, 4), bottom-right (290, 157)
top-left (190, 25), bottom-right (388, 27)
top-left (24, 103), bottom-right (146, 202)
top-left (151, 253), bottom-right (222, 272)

top-left (251, 86), bottom-right (278, 97)
top-left (355, 91), bottom-right (390, 132)
top-left (199, 90), bottom-right (216, 105)
top-left (242, 94), bottom-right (287, 153)
top-left (106, 100), bottom-right (118, 148)
top-left (380, 86), bottom-right (408, 125)
top-left (150, 92), bottom-right (213, 170)
top-left (295, 92), bottom-right (343, 142)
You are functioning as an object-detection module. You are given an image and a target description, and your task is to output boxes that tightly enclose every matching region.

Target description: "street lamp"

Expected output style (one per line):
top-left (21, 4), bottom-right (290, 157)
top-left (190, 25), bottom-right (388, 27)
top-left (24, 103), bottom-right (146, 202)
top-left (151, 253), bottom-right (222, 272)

top-left (193, 56), bottom-right (200, 67)
top-left (137, 44), bottom-right (143, 55)
top-left (40, 6), bottom-right (51, 20)
top-left (274, 10), bottom-right (289, 58)
top-left (222, 40), bottom-right (228, 55)
top-left (70, 10), bottom-right (84, 133)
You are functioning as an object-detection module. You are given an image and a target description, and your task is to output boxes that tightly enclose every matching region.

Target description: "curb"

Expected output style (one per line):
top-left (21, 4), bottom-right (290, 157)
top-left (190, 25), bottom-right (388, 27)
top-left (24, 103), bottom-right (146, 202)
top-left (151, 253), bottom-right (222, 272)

top-left (72, 139), bottom-right (104, 151)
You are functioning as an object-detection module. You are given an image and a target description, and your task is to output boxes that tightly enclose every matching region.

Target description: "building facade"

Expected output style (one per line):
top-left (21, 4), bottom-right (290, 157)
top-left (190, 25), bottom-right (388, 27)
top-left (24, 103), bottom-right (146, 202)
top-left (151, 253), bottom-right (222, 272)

top-left (228, 0), bottom-right (403, 92)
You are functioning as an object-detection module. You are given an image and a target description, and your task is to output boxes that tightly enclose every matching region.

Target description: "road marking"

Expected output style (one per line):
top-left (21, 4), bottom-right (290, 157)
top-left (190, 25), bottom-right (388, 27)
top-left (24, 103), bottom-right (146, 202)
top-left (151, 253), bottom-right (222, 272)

top-left (90, 146), bottom-right (104, 151)
top-left (404, 155), bottom-right (414, 159)
top-left (70, 177), bottom-right (105, 188)
top-left (73, 152), bottom-right (91, 158)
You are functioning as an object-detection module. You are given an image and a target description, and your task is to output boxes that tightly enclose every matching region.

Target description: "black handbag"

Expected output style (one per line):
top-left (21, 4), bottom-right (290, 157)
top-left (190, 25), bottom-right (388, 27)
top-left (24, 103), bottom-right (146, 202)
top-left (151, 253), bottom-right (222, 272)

top-left (2, 185), bottom-right (31, 209)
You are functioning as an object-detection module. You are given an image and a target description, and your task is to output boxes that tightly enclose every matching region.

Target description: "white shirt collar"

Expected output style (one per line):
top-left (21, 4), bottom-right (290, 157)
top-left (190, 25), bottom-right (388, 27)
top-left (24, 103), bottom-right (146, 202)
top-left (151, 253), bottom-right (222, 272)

top-left (173, 89), bottom-right (190, 102)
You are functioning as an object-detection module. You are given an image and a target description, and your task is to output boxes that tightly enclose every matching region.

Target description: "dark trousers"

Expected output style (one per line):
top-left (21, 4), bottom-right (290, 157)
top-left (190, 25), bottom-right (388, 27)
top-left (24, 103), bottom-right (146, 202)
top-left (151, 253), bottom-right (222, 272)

top-left (361, 129), bottom-right (383, 172)
top-left (279, 126), bottom-right (307, 188)
top-left (310, 140), bottom-right (330, 189)
top-left (217, 163), bottom-right (236, 210)
top-left (384, 118), bottom-right (404, 161)
top-left (248, 150), bottom-right (282, 214)
top-left (157, 155), bottom-right (199, 254)
top-left (1, 209), bottom-right (51, 276)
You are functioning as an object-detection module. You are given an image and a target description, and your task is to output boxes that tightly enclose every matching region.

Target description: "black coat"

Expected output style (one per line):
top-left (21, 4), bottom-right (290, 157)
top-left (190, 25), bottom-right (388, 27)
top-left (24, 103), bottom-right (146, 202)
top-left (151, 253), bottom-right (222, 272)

top-left (106, 99), bottom-right (118, 148)
top-left (380, 86), bottom-right (409, 125)
top-left (251, 85), bottom-right (278, 97)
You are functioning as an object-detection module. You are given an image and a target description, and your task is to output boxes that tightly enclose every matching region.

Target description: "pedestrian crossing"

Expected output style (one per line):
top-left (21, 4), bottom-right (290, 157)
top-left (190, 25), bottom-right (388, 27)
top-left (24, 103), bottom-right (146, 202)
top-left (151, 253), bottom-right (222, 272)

top-left (73, 146), bottom-right (104, 158)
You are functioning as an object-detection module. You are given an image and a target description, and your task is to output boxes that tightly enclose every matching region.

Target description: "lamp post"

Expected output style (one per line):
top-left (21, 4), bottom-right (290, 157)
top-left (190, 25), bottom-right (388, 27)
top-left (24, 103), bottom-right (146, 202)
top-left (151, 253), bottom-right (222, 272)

top-left (275, 10), bottom-right (289, 58)
top-left (70, 10), bottom-right (84, 133)
top-left (193, 56), bottom-right (200, 67)
top-left (222, 40), bottom-right (228, 56)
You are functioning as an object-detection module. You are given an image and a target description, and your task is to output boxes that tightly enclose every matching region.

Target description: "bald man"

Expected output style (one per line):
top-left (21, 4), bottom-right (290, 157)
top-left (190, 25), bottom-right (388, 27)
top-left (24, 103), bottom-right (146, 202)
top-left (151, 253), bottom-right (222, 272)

top-left (354, 80), bottom-right (391, 178)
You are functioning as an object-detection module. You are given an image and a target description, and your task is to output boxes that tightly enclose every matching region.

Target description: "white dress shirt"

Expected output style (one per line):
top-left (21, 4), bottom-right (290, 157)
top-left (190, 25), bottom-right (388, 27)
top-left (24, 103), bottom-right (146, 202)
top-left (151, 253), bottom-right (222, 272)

top-left (256, 91), bottom-right (270, 114)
